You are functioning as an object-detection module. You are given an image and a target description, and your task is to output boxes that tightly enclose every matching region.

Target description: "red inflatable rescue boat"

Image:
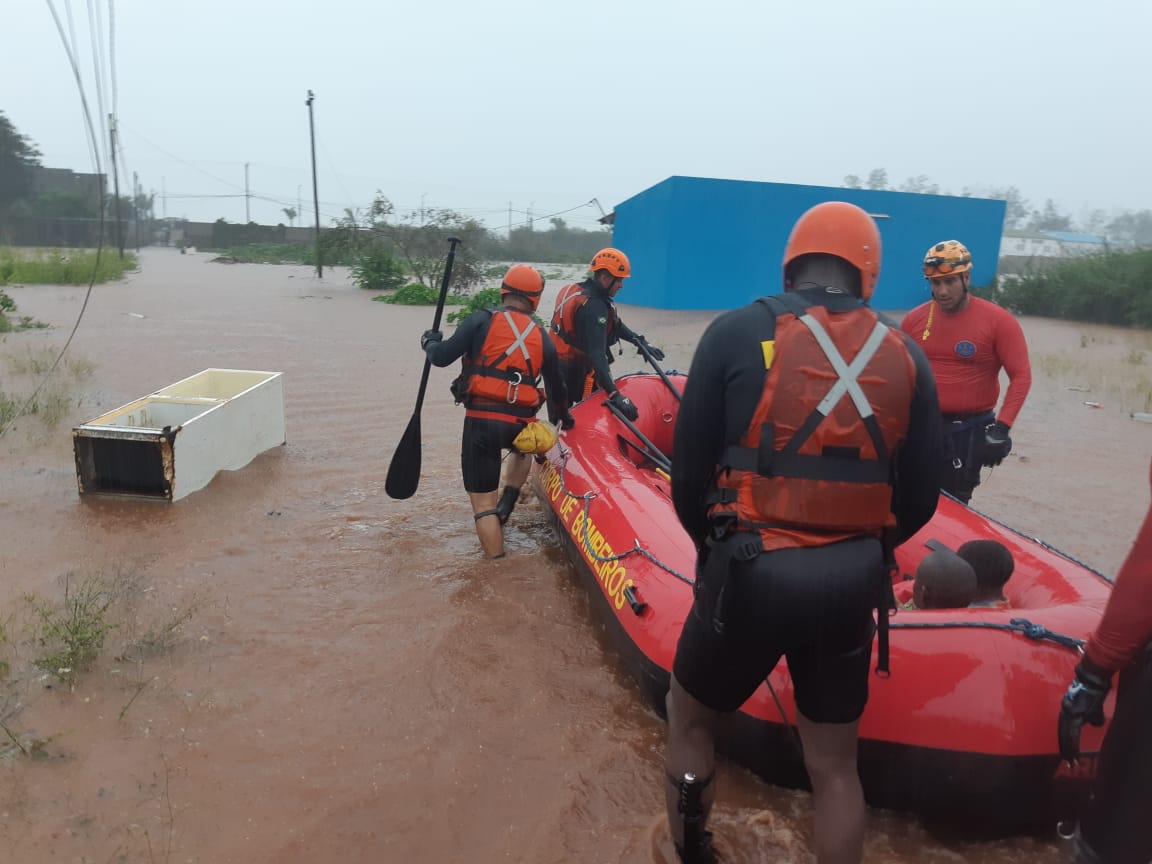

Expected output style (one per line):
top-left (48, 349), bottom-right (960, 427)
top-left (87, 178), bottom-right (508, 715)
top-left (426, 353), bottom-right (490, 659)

top-left (534, 372), bottom-right (1113, 830)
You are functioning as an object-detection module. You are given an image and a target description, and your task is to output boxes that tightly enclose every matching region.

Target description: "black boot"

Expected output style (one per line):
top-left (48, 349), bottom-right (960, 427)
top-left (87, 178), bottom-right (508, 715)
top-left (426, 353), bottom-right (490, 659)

top-left (495, 486), bottom-right (520, 525)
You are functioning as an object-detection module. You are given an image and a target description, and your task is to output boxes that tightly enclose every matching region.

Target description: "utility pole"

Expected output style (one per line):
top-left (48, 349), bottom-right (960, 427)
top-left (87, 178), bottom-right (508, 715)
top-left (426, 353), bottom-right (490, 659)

top-left (161, 176), bottom-right (167, 219)
top-left (244, 162), bottom-right (251, 223)
top-left (305, 90), bottom-right (322, 277)
top-left (133, 170), bottom-right (140, 251)
top-left (108, 115), bottom-right (125, 258)
top-left (297, 185), bottom-right (303, 229)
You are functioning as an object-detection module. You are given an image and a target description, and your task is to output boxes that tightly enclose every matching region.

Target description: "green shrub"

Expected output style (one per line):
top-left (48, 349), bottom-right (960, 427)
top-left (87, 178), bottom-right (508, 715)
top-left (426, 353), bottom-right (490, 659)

top-left (995, 248), bottom-right (1152, 328)
top-left (351, 247), bottom-right (406, 291)
top-left (446, 287), bottom-right (503, 324)
top-left (376, 282), bottom-right (467, 306)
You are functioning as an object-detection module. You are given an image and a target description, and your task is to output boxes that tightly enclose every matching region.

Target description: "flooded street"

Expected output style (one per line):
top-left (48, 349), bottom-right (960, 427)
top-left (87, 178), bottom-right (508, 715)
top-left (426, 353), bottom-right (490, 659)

top-left (1, 248), bottom-right (1148, 862)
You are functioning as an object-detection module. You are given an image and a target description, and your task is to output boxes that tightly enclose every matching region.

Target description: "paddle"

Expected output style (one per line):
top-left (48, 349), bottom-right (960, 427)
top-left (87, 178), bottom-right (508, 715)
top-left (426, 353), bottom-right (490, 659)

top-left (636, 338), bottom-right (682, 402)
top-left (604, 398), bottom-right (672, 474)
top-left (385, 236), bottom-right (462, 500)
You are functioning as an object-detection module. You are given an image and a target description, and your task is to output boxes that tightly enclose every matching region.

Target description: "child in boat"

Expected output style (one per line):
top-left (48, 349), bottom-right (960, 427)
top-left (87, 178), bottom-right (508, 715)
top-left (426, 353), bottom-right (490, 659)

top-left (908, 550), bottom-right (978, 609)
top-left (959, 539), bottom-right (1015, 609)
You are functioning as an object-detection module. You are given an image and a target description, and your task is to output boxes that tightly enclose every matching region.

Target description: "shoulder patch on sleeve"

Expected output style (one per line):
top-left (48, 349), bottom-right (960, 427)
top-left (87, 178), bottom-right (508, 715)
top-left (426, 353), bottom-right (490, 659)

top-left (597, 316), bottom-right (607, 325)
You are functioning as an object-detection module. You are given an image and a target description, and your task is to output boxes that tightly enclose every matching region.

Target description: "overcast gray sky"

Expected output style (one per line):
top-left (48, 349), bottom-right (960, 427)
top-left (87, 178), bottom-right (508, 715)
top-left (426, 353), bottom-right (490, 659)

top-left (6, 0), bottom-right (1150, 231)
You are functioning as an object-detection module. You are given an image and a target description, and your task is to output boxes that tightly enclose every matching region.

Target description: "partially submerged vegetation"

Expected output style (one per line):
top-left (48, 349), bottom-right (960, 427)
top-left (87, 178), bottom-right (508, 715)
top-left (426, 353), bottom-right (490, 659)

top-left (0, 246), bottom-right (138, 287)
top-left (0, 567), bottom-right (201, 759)
top-left (0, 344), bottom-right (93, 434)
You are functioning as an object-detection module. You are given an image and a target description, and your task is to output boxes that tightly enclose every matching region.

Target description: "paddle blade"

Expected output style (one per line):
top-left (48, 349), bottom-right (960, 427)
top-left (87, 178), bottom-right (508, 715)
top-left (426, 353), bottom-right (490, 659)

top-left (385, 412), bottom-right (422, 500)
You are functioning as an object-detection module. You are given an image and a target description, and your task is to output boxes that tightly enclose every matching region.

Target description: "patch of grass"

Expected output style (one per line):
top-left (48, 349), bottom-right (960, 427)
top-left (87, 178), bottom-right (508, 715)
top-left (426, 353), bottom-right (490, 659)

top-left (0, 346), bottom-right (95, 434)
top-left (0, 247), bottom-right (138, 286)
top-left (25, 572), bottom-right (121, 686)
top-left (1034, 348), bottom-right (1152, 413)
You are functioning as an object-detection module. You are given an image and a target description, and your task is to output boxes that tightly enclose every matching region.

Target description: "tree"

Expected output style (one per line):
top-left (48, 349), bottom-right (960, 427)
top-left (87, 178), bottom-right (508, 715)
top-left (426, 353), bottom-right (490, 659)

top-left (984, 186), bottom-right (1031, 230)
top-left (0, 111), bottom-right (42, 218)
top-left (842, 174), bottom-right (862, 189)
top-left (1029, 198), bottom-right (1073, 232)
top-left (898, 175), bottom-right (940, 195)
top-left (282, 206), bottom-right (297, 227)
top-left (362, 192), bottom-right (489, 291)
top-left (866, 168), bottom-right (888, 190)
top-left (1107, 211), bottom-right (1152, 248)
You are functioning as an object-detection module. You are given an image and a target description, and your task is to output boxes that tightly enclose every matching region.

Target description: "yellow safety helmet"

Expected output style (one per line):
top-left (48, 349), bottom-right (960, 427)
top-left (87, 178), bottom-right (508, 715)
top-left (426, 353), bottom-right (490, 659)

top-left (512, 419), bottom-right (558, 455)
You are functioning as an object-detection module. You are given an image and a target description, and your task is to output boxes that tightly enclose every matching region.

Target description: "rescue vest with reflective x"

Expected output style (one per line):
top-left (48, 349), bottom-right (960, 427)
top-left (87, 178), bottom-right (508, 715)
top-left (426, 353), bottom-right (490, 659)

top-left (708, 293), bottom-right (917, 551)
top-left (462, 308), bottom-right (545, 420)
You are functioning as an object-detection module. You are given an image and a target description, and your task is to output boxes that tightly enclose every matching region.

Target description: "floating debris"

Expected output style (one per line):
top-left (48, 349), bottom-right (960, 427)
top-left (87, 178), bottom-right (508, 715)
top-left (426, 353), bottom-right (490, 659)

top-left (1084, 401), bottom-right (1102, 408)
top-left (1131, 412), bottom-right (1152, 423)
top-left (1066, 386), bottom-right (1091, 392)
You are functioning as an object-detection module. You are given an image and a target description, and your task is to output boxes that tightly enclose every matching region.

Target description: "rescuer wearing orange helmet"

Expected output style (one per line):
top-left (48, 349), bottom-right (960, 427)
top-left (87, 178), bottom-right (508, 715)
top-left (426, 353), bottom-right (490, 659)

top-left (663, 202), bottom-right (942, 864)
top-left (900, 240), bottom-right (1032, 504)
top-left (422, 264), bottom-right (571, 558)
top-left (550, 247), bottom-right (665, 422)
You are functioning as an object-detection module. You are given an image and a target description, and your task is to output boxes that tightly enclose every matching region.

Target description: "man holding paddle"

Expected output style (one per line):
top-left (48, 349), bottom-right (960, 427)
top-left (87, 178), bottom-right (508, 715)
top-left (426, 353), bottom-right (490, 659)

top-left (422, 264), bottom-right (571, 559)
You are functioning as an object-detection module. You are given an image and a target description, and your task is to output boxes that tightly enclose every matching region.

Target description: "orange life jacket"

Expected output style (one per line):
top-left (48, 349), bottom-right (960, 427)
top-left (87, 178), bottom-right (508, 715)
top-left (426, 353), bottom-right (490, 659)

top-left (460, 308), bottom-right (545, 423)
top-left (708, 294), bottom-right (917, 552)
top-left (550, 280), bottom-right (617, 363)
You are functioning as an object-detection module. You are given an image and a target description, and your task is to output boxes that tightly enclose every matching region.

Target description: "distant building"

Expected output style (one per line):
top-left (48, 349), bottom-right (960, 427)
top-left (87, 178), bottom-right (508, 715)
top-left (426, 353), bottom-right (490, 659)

top-left (29, 167), bottom-right (105, 205)
top-left (1000, 229), bottom-right (1109, 259)
top-left (610, 176), bottom-right (1006, 311)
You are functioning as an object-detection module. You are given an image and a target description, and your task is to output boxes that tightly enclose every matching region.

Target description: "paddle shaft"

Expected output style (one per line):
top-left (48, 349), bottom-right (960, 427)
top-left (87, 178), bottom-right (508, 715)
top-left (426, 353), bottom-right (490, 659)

top-left (636, 339), bottom-right (682, 402)
top-left (605, 398), bottom-right (672, 473)
top-left (385, 236), bottom-right (461, 499)
top-left (412, 237), bottom-right (462, 415)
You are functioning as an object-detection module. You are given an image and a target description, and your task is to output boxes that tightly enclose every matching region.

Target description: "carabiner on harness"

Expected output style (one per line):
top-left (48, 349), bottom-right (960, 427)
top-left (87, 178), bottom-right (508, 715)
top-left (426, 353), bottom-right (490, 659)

top-left (506, 371), bottom-right (522, 404)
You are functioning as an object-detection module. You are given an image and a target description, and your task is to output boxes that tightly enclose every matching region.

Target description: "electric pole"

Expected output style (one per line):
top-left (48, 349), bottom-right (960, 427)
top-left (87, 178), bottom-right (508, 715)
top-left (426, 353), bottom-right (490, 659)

top-left (133, 170), bottom-right (140, 251)
top-left (109, 114), bottom-right (124, 258)
top-left (244, 162), bottom-right (251, 223)
top-left (305, 90), bottom-right (322, 278)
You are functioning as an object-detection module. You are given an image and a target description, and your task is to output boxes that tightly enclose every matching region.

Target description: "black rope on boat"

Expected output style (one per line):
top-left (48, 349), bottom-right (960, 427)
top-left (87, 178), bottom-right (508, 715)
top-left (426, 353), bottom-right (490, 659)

top-left (553, 447), bottom-right (694, 587)
top-left (889, 617), bottom-right (1085, 652)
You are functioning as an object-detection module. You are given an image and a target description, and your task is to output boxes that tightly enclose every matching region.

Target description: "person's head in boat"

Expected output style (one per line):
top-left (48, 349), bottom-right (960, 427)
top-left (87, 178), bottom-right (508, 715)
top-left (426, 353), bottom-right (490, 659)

top-left (923, 239), bottom-right (973, 314)
top-left (500, 264), bottom-right (545, 312)
top-left (783, 201), bottom-right (881, 301)
top-left (588, 247), bottom-right (631, 299)
top-left (913, 550), bottom-right (977, 609)
top-left (958, 539), bottom-right (1015, 608)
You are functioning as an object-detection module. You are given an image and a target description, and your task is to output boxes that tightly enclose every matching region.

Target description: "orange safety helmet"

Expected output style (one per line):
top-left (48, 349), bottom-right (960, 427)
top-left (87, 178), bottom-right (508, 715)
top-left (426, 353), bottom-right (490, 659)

top-left (922, 240), bottom-right (973, 279)
top-left (501, 264), bottom-right (545, 311)
top-left (783, 201), bottom-right (882, 300)
top-left (590, 248), bottom-right (631, 279)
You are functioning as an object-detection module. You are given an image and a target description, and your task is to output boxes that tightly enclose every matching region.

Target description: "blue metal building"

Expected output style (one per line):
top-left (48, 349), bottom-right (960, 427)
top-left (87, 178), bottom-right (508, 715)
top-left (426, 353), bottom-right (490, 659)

top-left (610, 176), bottom-right (1006, 311)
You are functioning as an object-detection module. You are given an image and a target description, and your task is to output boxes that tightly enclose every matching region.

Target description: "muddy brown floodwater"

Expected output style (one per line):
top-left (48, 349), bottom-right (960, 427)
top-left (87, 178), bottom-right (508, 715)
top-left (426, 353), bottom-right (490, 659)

top-left (1, 249), bottom-right (1148, 863)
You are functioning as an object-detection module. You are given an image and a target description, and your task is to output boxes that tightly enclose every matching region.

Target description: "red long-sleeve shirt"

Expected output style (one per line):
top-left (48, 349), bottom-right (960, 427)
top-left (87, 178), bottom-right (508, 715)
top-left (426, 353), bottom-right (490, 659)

top-left (1083, 461), bottom-right (1152, 672)
top-left (900, 296), bottom-right (1032, 426)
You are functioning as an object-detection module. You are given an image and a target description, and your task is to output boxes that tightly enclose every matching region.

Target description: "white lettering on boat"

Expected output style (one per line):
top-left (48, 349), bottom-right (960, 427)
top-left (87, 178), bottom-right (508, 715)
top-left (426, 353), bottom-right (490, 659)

top-left (539, 461), bottom-right (634, 612)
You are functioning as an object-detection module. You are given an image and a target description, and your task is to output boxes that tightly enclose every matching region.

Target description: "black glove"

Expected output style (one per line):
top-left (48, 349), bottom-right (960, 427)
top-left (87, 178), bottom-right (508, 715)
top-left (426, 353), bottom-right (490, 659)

top-left (982, 420), bottom-right (1012, 467)
top-left (420, 329), bottom-right (443, 351)
top-left (1058, 658), bottom-right (1111, 764)
top-left (635, 336), bottom-right (665, 362)
top-left (559, 411), bottom-right (575, 431)
top-left (608, 391), bottom-right (639, 422)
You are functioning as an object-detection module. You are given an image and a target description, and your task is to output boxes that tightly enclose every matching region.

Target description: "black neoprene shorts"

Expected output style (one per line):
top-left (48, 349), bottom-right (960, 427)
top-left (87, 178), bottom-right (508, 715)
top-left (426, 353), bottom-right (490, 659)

top-left (460, 416), bottom-right (520, 493)
top-left (672, 536), bottom-right (883, 724)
